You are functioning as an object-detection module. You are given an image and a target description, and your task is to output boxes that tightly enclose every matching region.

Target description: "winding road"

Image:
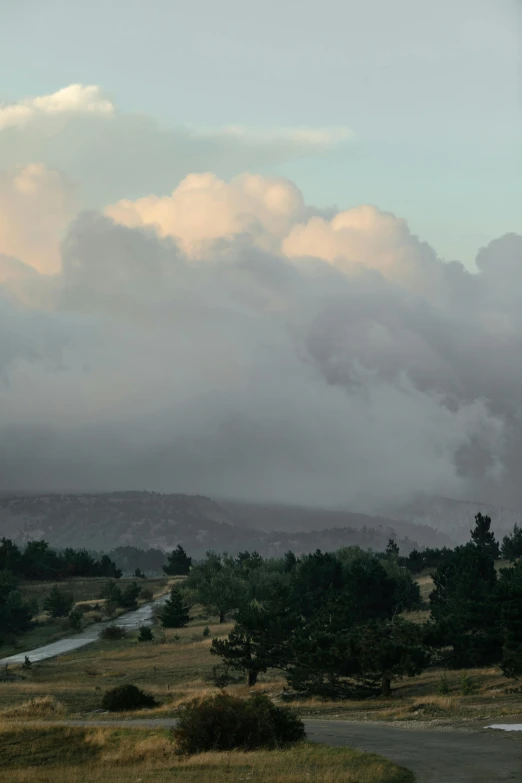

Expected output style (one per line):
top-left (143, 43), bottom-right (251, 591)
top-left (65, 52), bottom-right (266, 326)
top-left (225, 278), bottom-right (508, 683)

top-left (0, 595), bottom-right (167, 665)
top-left (3, 606), bottom-right (521, 781)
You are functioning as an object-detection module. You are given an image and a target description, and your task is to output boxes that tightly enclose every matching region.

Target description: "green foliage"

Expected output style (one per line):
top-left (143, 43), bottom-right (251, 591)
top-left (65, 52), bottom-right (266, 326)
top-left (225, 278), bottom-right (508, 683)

top-left (202, 625), bottom-right (210, 637)
top-left (68, 610), bottom-right (83, 630)
top-left (496, 560), bottom-right (522, 678)
top-left (119, 581), bottom-right (140, 610)
top-left (138, 625), bottom-right (154, 642)
top-left (385, 539), bottom-right (400, 557)
top-left (133, 568), bottom-right (146, 578)
top-left (459, 674), bottom-right (477, 695)
top-left (429, 543), bottom-right (502, 668)
top-left (99, 580), bottom-right (123, 604)
top-left (159, 585), bottom-right (191, 628)
top-left (100, 624), bottom-right (127, 641)
top-left (42, 585), bottom-right (75, 618)
top-left (163, 545), bottom-right (192, 576)
top-left (501, 524), bottom-right (522, 562)
top-left (101, 684), bottom-right (158, 711)
top-left (139, 587), bottom-right (154, 602)
top-left (172, 692), bottom-right (305, 755)
top-left (0, 571), bottom-right (35, 635)
top-left (470, 513), bottom-right (500, 559)
top-left (437, 673), bottom-right (450, 695)
top-left (22, 655), bottom-right (32, 670)
top-left (184, 551), bottom-right (245, 622)
top-left (0, 537), bottom-right (121, 581)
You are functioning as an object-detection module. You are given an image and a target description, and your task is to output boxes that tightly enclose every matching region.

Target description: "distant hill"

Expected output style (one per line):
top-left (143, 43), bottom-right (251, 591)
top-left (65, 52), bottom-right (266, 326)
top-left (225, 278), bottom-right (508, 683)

top-left (0, 490), bottom-right (449, 558)
top-left (389, 496), bottom-right (522, 544)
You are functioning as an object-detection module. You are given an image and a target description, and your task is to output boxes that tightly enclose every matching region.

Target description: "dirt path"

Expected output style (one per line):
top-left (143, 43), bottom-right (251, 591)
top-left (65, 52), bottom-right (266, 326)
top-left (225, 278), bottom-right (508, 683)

top-left (33, 718), bottom-right (522, 782)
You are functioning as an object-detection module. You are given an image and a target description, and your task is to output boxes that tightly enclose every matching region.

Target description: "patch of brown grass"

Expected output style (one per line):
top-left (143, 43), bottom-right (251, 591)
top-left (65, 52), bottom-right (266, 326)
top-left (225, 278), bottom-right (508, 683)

top-left (0, 724), bottom-right (414, 783)
top-left (0, 696), bottom-right (67, 719)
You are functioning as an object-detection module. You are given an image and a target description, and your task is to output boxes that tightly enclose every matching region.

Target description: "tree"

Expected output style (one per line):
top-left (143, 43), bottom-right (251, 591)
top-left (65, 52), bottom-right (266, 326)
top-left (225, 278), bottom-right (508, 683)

top-left (159, 585), bottom-right (191, 628)
top-left (283, 550), bottom-right (298, 572)
top-left (351, 618), bottom-right (430, 696)
top-left (496, 561), bottom-right (522, 678)
top-left (100, 580), bottom-right (123, 605)
top-left (133, 568), bottom-right (146, 579)
top-left (184, 552), bottom-right (245, 622)
top-left (429, 543), bottom-right (502, 667)
top-left (163, 545), bottom-right (192, 576)
top-left (138, 625), bottom-right (154, 642)
top-left (470, 513), bottom-right (500, 559)
top-left (0, 572), bottom-right (34, 635)
top-left (43, 585), bottom-right (75, 618)
top-left (501, 524), bottom-right (522, 563)
top-left (385, 539), bottom-right (400, 558)
top-left (119, 581), bottom-right (141, 610)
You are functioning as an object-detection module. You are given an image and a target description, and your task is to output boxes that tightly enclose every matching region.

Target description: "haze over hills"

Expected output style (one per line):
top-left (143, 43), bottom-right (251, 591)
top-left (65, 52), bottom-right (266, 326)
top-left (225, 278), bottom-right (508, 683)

top-left (0, 490), bottom-right (492, 558)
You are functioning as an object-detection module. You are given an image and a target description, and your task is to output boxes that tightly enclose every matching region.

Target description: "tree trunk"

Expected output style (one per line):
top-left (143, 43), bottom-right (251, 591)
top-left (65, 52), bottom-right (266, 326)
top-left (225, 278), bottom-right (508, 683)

top-left (381, 674), bottom-right (392, 698)
top-left (247, 669), bottom-right (258, 687)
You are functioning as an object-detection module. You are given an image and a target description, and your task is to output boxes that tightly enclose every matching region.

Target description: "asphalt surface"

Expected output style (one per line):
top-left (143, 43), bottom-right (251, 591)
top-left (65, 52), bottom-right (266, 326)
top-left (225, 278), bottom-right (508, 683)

top-left (38, 718), bottom-right (522, 782)
top-left (0, 595), bottom-right (167, 665)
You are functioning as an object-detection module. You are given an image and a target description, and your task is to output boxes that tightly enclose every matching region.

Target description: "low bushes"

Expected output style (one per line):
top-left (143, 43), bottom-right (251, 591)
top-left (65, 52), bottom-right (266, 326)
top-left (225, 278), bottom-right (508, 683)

top-left (101, 684), bottom-right (158, 712)
top-left (172, 692), bottom-right (305, 755)
top-left (100, 625), bottom-right (127, 641)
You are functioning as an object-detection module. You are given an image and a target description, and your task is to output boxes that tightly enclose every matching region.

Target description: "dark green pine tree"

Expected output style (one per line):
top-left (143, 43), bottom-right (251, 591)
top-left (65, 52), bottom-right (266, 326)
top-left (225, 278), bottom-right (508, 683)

top-left (42, 585), bottom-right (75, 618)
top-left (470, 513), bottom-right (500, 559)
top-left (429, 543), bottom-right (502, 667)
top-left (159, 585), bottom-right (191, 628)
top-left (385, 538), bottom-right (400, 557)
top-left (496, 560), bottom-right (522, 678)
top-left (163, 545), bottom-right (192, 576)
top-left (501, 524), bottom-right (522, 563)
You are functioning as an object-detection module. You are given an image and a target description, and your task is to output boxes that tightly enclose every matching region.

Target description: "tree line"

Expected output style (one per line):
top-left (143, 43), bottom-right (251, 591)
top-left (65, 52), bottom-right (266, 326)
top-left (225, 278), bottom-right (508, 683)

top-left (160, 514), bottom-right (522, 697)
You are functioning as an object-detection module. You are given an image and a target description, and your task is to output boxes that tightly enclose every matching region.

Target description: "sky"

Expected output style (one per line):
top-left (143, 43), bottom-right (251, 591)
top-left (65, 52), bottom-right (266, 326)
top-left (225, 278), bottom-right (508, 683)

top-left (0, 0), bottom-right (521, 513)
top-left (1, 0), bottom-right (520, 266)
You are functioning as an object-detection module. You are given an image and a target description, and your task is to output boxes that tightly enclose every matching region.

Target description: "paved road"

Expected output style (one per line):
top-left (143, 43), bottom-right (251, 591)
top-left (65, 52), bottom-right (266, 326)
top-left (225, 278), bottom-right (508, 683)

top-left (0, 596), bottom-right (167, 665)
top-left (38, 718), bottom-right (522, 782)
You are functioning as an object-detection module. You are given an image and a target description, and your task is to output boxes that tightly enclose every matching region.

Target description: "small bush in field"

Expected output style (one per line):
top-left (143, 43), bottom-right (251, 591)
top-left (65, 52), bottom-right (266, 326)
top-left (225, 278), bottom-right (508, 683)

top-left (460, 674), bottom-right (477, 695)
top-left (437, 673), bottom-right (450, 695)
top-left (140, 587), bottom-right (154, 602)
top-left (100, 624), bottom-right (127, 641)
top-left (202, 625), bottom-right (210, 638)
top-left (172, 692), bottom-right (305, 755)
top-left (138, 625), bottom-right (154, 642)
top-left (101, 684), bottom-right (158, 712)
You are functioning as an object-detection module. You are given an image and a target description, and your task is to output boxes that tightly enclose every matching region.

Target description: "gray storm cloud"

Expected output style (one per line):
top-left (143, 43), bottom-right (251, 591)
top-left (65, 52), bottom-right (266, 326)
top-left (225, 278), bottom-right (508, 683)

top-left (0, 161), bottom-right (521, 513)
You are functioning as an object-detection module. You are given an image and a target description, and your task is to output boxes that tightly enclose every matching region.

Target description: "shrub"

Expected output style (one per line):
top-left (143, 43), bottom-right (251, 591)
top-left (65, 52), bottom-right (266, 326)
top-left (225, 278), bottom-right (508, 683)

top-left (100, 624), bottom-right (127, 641)
top-left (120, 581), bottom-right (141, 610)
top-left (211, 663), bottom-right (238, 688)
top-left (68, 610), bottom-right (83, 631)
top-left (172, 692), bottom-right (305, 755)
top-left (460, 674), bottom-right (477, 695)
top-left (101, 684), bottom-right (158, 712)
top-left (202, 625), bottom-right (210, 638)
top-left (140, 587), bottom-right (154, 602)
top-left (437, 673), bottom-right (450, 695)
top-left (138, 625), bottom-right (154, 642)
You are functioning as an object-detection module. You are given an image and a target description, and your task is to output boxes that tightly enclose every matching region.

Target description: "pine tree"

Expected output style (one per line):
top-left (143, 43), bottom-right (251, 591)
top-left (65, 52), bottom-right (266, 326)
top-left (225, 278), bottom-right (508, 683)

top-left (470, 513), bottom-right (500, 559)
top-left (385, 539), bottom-right (400, 557)
top-left (501, 524), bottom-right (522, 562)
top-left (43, 585), bottom-right (75, 618)
top-left (159, 585), bottom-right (190, 628)
top-left (497, 561), bottom-right (522, 678)
top-left (163, 545), bottom-right (192, 576)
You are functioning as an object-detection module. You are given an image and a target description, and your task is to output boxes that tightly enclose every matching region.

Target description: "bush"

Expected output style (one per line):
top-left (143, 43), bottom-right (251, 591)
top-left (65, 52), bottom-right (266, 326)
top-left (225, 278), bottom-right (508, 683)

top-left (101, 684), bottom-right (158, 712)
top-left (460, 674), bottom-right (477, 695)
top-left (100, 624), bottom-right (127, 641)
top-left (202, 625), bottom-right (210, 638)
top-left (68, 610), bottom-right (82, 631)
top-left (437, 673), bottom-right (450, 695)
top-left (138, 625), bottom-right (154, 642)
top-left (140, 587), bottom-right (154, 602)
top-left (42, 585), bottom-right (75, 618)
top-left (172, 692), bottom-right (305, 755)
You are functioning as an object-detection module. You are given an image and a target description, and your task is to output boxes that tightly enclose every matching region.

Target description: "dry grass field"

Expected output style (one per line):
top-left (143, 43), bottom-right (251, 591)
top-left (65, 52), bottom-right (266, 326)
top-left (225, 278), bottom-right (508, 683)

top-left (0, 723), bottom-right (414, 783)
top-left (2, 606), bottom-right (521, 724)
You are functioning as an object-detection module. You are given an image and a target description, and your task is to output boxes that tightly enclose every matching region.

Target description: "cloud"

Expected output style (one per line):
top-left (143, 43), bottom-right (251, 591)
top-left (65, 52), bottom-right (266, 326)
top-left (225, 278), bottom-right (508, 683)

top-left (0, 164), bottom-right (76, 275)
top-left (0, 85), bottom-right (353, 207)
top-left (0, 167), bottom-right (521, 512)
top-left (0, 84), bottom-right (114, 131)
